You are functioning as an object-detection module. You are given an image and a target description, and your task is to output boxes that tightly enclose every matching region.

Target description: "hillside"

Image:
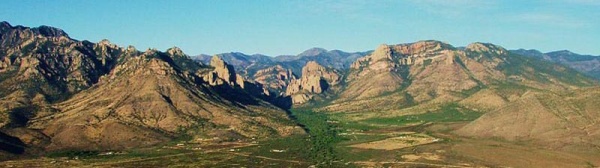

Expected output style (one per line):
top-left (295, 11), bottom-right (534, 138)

top-left (192, 48), bottom-right (369, 78)
top-left (456, 87), bottom-right (600, 149)
top-left (512, 49), bottom-right (600, 79)
top-left (2, 21), bottom-right (600, 167)
top-left (318, 41), bottom-right (595, 114)
top-left (0, 22), bottom-right (302, 153)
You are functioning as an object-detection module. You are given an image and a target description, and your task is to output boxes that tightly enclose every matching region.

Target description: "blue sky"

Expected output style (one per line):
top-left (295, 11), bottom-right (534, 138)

top-left (1, 0), bottom-right (599, 56)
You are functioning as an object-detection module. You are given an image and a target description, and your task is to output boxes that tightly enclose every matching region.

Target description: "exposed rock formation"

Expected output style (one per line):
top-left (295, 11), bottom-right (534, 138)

top-left (0, 22), bottom-right (302, 152)
top-left (203, 56), bottom-right (245, 87)
top-left (192, 48), bottom-right (369, 80)
top-left (26, 50), bottom-right (301, 151)
top-left (253, 65), bottom-right (296, 92)
top-left (284, 61), bottom-right (340, 104)
top-left (323, 40), bottom-right (595, 113)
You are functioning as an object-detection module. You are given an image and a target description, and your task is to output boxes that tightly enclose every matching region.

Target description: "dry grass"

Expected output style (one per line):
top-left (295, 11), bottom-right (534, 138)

top-left (349, 133), bottom-right (439, 150)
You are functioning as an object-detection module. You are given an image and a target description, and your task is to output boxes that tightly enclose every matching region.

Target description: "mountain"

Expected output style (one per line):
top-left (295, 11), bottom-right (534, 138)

top-left (3, 21), bottom-right (600, 166)
top-left (192, 48), bottom-right (370, 78)
top-left (318, 40), bottom-right (595, 114)
top-left (511, 49), bottom-right (600, 79)
top-left (271, 47), bottom-right (371, 72)
top-left (0, 21), bottom-right (121, 128)
top-left (0, 22), bottom-right (302, 152)
top-left (192, 52), bottom-right (274, 76)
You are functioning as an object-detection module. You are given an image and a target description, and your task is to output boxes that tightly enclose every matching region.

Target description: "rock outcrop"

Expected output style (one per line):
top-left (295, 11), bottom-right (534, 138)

top-left (285, 61), bottom-right (340, 104)
top-left (253, 65), bottom-right (296, 92)
top-left (203, 56), bottom-right (245, 87)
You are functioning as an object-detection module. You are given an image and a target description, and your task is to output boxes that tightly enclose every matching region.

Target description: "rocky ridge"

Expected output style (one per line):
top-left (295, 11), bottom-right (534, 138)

top-left (0, 22), bottom-right (302, 153)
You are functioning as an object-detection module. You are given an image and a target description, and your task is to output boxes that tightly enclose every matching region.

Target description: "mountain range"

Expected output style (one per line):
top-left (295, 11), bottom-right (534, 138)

top-left (0, 21), bottom-right (302, 155)
top-left (1, 21), bottom-right (600, 166)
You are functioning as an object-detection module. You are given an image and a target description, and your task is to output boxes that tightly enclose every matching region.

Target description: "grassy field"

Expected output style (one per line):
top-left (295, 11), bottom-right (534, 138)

top-left (3, 103), bottom-right (599, 167)
top-left (361, 103), bottom-right (481, 126)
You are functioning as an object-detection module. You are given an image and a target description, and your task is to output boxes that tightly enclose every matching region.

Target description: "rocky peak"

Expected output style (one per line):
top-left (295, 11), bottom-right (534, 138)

top-left (31, 25), bottom-right (69, 38)
top-left (98, 39), bottom-right (112, 45)
top-left (350, 44), bottom-right (399, 71)
top-left (302, 61), bottom-right (340, 84)
top-left (370, 44), bottom-right (393, 61)
top-left (285, 61), bottom-right (341, 104)
top-left (210, 56), bottom-right (231, 70)
top-left (166, 46), bottom-right (185, 57)
top-left (123, 45), bottom-right (139, 56)
top-left (203, 56), bottom-right (244, 87)
top-left (466, 42), bottom-right (508, 55)
top-left (0, 21), bottom-right (11, 30)
top-left (143, 48), bottom-right (159, 56)
top-left (394, 40), bottom-right (453, 55)
top-left (303, 61), bottom-right (325, 74)
top-left (126, 45), bottom-right (137, 52)
top-left (97, 39), bottom-right (119, 49)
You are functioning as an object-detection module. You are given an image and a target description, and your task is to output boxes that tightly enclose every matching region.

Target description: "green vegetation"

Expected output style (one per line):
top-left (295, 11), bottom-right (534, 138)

top-left (423, 59), bottom-right (433, 66)
top-left (47, 150), bottom-right (100, 159)
top-left (289, 110), bottom-right (345, 165)
top-left (362, 103), bottom-right (481, 126)
top-left (497, 53), bottom-right (594, 86)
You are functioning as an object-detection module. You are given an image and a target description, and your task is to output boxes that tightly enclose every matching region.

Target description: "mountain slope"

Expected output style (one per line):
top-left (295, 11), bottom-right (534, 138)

top-left (320, 41), bottom-right (596, 113)
top-left (26, 49), bottom-right (299, 151)
top-left (0, 21), bottom-right (123, 128)
top-left (0, 22), bottom-right (302, 152)
top-left (456, 88), bottom-right (600, 149)
top-left (511, 49), bottom-right (600, 79)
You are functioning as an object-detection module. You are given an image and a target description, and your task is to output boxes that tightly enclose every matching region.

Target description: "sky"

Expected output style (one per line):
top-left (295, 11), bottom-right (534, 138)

top-left (1, 0), bottom-right (599, 56)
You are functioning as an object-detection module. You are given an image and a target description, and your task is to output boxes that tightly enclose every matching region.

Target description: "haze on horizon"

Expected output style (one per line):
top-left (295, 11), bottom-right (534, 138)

top-left (2, 0), bottom-right (599, 56)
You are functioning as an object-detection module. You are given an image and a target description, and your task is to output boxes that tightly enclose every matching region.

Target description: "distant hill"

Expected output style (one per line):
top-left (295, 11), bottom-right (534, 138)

top-left (2, 20), bottom-right (600, 158)
top-left (511, 49), bottom-right (600, 79)
top-left (192, 48), bottom-right (370, 77)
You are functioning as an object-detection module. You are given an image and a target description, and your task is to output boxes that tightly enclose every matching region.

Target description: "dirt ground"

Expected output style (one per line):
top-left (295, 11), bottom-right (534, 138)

top-left (349, 133), bottom-right (440, 150)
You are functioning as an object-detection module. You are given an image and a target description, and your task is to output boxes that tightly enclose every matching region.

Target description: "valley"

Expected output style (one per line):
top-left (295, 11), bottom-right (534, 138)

top-left (3, 106), bottom-right (599, 167)
top-left (1, 21), bottom-right (600, 167)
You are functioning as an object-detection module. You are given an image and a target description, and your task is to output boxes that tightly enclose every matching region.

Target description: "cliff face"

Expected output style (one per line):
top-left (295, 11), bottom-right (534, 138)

top-left (203, 56), bottom-right (245, 87)
top-left (285, 61), bottom-right (340, 104)
top-left (253, 65), bottom-right (296, 93)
